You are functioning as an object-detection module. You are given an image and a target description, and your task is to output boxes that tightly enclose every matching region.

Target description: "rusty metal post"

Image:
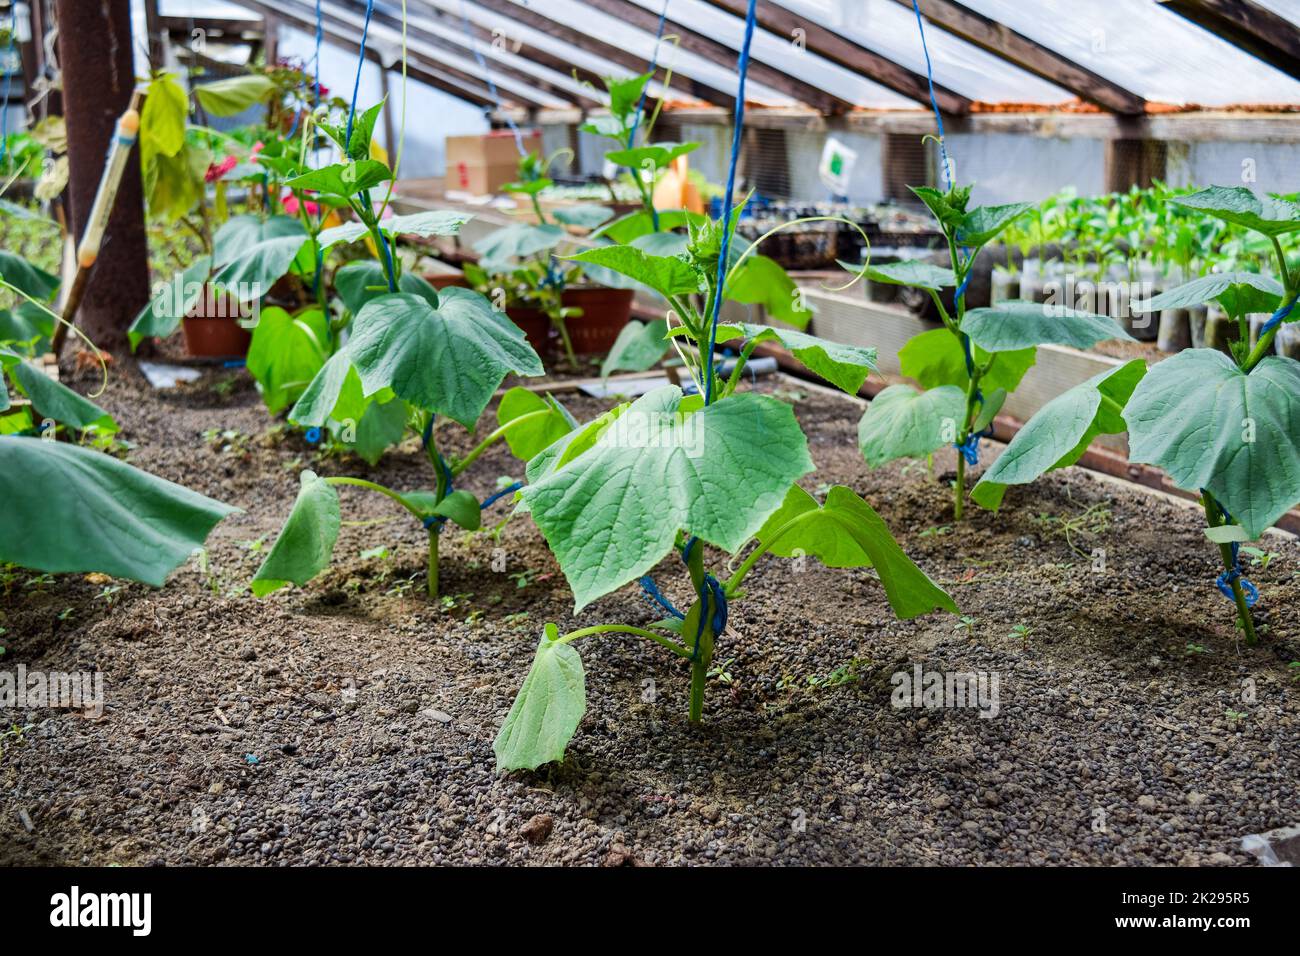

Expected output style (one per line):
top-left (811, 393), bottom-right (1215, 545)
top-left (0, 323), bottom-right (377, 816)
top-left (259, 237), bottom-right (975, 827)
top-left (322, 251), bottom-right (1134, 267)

top-left (54, 0), bottom-right (149, 357)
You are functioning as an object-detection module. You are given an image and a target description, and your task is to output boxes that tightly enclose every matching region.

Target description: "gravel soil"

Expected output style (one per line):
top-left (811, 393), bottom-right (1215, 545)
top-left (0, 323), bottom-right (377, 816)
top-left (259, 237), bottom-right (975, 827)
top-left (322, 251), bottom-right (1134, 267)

top-left (1, 365), bottom-right (1297, 867)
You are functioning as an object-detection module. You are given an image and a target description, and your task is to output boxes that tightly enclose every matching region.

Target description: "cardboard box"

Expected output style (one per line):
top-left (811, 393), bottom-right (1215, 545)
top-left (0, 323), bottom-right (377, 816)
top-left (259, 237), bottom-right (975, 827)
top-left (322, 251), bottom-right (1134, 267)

top-left (445, 130), bottom-right (543, 196)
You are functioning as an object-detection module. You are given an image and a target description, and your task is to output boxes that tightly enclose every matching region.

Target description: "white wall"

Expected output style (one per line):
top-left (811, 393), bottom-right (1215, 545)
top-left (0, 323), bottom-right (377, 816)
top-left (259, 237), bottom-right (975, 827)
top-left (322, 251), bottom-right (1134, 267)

top-left (786, 130), bottom-right (885, 204)
top-left (945, 132), bottom-right (1106, 205)
top-left (1168, 141), bottom-right (1300, 195)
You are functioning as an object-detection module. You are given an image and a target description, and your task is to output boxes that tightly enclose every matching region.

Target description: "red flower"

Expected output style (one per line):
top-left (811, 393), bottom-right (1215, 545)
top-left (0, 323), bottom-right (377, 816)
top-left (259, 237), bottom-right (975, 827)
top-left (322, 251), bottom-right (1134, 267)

top-left (205, 155), bottom-right (238, 183)
top-left (282, 189), bottom-right (320, 217)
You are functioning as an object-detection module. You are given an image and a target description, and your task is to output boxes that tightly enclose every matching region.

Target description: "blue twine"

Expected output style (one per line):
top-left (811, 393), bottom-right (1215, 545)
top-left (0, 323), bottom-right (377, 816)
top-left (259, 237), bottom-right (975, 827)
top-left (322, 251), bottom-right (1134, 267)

top-left (1260, 294), bottom-right (1297, 338)
top-left (627, 0), bottom-right (670, 231)
top-left (313, 0), bottom-right (324, 106)
top-left (680, 536), bottom-right (727, 662)
top-left (639, 575), bottom-right (685, 620)
top-left (0, 6), bottom-right (14, 170)
top-left (910, 0), bottom-right (953, 191)
top-left (703, 0), bottom-right (758, 406)
top-left (1217, 542), bottom-right (1260, 608)
top-left (423, 479), bottom-right (522, 532)
top-left (955, 425), bottom-right (992, 466)
top-left (480, 481), bottom-right (523, 510)
top-left (457, 0), bottom-right (526, 156)
top-left (344, 0), bottom-right (376, 153)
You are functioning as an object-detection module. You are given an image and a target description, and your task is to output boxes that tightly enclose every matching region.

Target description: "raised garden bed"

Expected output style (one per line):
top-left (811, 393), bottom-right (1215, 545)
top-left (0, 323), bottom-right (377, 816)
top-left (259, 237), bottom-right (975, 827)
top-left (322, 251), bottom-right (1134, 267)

top-left (2, 366), bottom-right (1296, 866)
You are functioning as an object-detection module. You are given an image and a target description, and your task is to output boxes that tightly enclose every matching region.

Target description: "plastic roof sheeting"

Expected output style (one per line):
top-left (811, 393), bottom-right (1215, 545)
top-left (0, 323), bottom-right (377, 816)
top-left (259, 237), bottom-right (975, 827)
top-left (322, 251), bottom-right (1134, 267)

top-left (497, 0), bottom-right (801, 106)
top-left (626, 0), bottom-right (919, 109)
top-left (966, 0), bottom-right (1300, 107)
top-left (776, 0), bottom-right (1074, 105)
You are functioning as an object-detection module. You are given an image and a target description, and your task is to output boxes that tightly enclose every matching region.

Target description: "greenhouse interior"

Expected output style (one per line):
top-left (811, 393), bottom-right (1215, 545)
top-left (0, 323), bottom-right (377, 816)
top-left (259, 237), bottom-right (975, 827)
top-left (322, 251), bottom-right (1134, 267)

top-left (1, 0), bottom-right (1299, 893)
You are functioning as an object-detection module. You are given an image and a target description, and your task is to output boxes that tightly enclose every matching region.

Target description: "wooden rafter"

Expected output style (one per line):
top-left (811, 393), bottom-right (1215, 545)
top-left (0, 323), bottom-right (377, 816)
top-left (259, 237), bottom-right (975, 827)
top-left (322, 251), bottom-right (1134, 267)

top-left (578, 0), bottom-right (855, 115)
top-left (468, 0), bottom-right (739, 109)
top-left (1159, 0), bottom-right (1300, 83)
top-left (361, 2), bottom-right (591, 105)
top-left (896, 0), bottom-right (1146, 114)
top-left (699, 0), bottom-right (971, 114)
top-left (407, 0), bottom-right (608, 95)
top-left (233, 0), bottom-right (499, 108)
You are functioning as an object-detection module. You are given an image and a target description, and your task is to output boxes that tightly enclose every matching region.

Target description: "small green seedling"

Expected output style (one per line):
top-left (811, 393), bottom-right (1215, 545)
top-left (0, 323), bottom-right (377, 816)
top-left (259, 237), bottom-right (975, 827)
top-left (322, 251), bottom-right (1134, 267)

top-left (1009, 622), bottom-right (1033, 650)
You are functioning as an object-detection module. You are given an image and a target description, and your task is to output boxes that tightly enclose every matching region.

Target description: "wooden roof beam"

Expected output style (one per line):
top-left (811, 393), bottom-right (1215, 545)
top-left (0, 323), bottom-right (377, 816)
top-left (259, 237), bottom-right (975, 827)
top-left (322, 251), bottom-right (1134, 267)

top-left (406, 0), bottom-right (609, 95)
top-left (233, 0), bottom-right (499, 108)
top-left (361, 2), bottom-right (592, 105)
top-left (467, 0), bottom-right (739, 109)
top-left (699, 0), bottom-right (971, 114)
top-left (896, 0), bottom-right (1147, 114)
top-left (1158, 0), bottom-right (1300, 82)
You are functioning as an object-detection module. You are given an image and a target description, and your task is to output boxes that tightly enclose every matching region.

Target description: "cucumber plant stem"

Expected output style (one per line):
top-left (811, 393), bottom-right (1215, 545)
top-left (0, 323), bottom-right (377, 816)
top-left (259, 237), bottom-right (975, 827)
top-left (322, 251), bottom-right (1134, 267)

top-left (1202, 491), bottom-right (1258, 645)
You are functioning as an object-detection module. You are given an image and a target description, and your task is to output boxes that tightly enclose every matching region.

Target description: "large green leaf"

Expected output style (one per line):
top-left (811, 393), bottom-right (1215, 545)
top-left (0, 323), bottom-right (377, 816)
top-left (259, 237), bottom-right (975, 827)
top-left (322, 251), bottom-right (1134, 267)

top-left (0, 437), bottom-right (236, 586)
top-left (287, 351), bottom-right (391, 430)
top-left (602, 318), bottom-right (670, 376)
top-left (474, 223), bottom-right (566, 271)
top-left (725, 254), bottom-right (812, 329)
top-left (1132, 272), bottom-right (1284, 317)
top-left (348, 397), bottom-right (408, 465)
top-left (591, 208), bottom-right (707, 244)
top-left (194, 74), bottom-right (275, 116)
top-left (711, 323), bottom-right (876, 394)
top-left (564, 244), bottom-right (703, 300)
top-left (899, 327), bottom-right (1036, 393)
top-left (604, 141), bottom-right (699, 170)
top-left (140, 73), bottom-right (188, 161)
top-left (497, 386), bottom-right (576, 462)
top-left (955, 202), bottom-right (1033, 247)
top-left (972, 360), bottom-right (1146, 511)
top-left (8, 360), bottom-right (117, 433)
top-left (964, 301), bottom-right (1133, 352)
top-left (128, 257), bottom-right (212, 348)
top-left (251, 471), bottom-right (341, 597)
top-left (550, 204), bottom-right (614, 229)
top-left (753, 485), bottom-right (957, 619)
top-left (1123, 350), bottom-right (1300, 538)
top-left (0, 301), bottom-right (56, 353)
top-left (521, 386), bottom-right (813, 610)
top-left (334, 260), bottom-right (438, 316)
top-left (858, 384), bottom-right (965, 467)
top-left (844, 258), bottom-right (954, 291)
top-left (246, 306), bottom-right (330, 414)
top-left (1171, 186), bottom-right (1300, 238)
top-left (316, 210), bottom-right (472, 250)
top-left (346, 289), bottom-right (543, 427)
top-left (212, 214), bottom-right (305, 268)
top-left (212, 231), bottom-right (310, 302)
top-left (286, 160), bottom-right (392, 199)
top-left (494, 625), bottom-right (587, 772)
top-left (0, 250), bottom-right (59, 301)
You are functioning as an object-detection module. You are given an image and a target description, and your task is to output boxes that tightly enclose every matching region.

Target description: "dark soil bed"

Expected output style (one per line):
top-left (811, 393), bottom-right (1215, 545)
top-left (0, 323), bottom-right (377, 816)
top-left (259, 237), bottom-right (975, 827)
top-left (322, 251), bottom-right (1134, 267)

top-left (1, 366), bottom-right (1297, 866)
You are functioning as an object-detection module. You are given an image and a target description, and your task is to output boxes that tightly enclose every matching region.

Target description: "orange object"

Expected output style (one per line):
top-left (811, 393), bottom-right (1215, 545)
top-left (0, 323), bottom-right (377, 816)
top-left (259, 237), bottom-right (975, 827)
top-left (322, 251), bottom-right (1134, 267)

top-left (652, 155), bottom-right (704, 215)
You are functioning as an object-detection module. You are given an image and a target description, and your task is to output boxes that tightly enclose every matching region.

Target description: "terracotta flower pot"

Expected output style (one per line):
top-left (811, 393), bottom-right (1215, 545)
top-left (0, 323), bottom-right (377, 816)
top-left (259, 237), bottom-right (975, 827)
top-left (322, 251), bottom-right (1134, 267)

top-left (504, 306), bottom-right (555, 358)
top-left (426, 273), bottom-right (470, 291)
top-left (560, 286), bottom-right (635, 355)
top-left (182, 285), bottom-right (252, 358)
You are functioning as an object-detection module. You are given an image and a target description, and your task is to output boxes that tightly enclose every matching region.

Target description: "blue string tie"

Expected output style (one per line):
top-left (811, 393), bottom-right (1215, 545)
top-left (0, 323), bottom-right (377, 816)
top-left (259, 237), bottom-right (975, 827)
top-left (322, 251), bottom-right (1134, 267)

top-left (1260, 295), bottom-right (1297, 338)
top-left (680, 536), bottom-right (728, 661)
top-left (1216, 542), bottom-right (1260, 608)
top-left (639, 575), bottom-right (685, 620)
